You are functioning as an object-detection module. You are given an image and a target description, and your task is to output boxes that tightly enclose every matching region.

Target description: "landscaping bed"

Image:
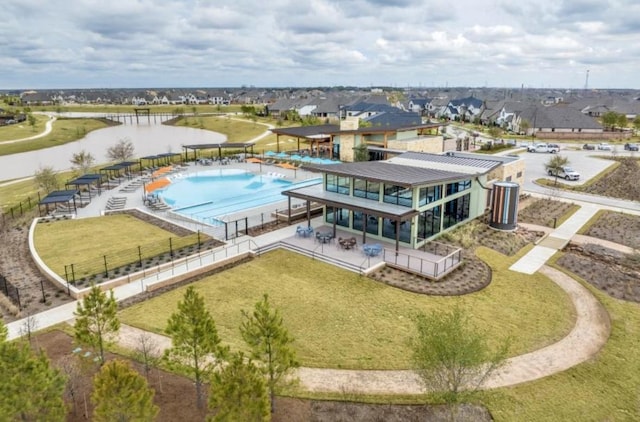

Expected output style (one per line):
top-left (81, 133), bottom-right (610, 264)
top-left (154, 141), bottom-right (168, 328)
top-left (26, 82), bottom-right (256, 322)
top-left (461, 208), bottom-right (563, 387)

top-left (582, 210), bottom-right (640, 248)
top-left (557, 243), bottom-right (640, 303)
top-left (37, 329), bottom-right (490, 422)
top-left (580, 157), bottom-right (640, 201)
top-left (518, 197), bottom-right (578, 228)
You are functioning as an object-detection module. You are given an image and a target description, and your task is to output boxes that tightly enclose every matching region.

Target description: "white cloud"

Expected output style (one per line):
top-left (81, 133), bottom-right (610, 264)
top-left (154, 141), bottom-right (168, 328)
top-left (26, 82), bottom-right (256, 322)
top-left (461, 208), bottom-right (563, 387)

top-left (0, 0), bottom-right (637, 88)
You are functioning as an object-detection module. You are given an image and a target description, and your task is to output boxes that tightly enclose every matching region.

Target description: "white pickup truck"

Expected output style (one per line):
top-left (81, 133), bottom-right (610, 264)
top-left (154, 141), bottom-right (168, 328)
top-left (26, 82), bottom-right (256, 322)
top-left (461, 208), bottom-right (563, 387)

top-left (527, 143), bottom-right (560, 153)
top-left (548, 166), bottom-right (580, 181)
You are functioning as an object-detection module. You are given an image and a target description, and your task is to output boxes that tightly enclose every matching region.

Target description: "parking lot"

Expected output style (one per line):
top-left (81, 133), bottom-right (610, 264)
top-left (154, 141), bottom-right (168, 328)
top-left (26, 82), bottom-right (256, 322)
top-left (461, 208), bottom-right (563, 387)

top-left (516, 145), bottom-right (620, 191)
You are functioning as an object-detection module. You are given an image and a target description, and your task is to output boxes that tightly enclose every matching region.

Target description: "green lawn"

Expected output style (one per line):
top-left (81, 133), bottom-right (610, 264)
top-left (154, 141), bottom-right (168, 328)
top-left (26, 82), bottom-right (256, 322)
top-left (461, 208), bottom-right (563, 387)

top-left (33, 214), bottom-right (202, 278)
top-left (119, 247), bottom-right (574, 370)
top-left (0, 114), bottom-right (49, 142)
top-left (478, 256), bottom-right (640, 421)
top-left (26, 104), bottom-right (246, 114)
top-left (0, 118), bottom-right (113, 156)
top-left (173, 115), bottom-right (267, 143)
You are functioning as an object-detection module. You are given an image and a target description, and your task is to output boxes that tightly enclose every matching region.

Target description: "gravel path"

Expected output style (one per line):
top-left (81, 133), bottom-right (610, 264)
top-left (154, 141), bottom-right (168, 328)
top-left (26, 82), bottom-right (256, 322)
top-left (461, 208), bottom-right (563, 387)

top-left (114, 263), bottom-right (610, 394)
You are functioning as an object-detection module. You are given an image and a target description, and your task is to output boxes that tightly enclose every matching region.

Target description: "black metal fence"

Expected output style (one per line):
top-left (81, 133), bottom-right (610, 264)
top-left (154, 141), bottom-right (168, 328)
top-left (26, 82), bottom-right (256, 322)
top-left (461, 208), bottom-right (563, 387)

top-left (0, 274), bottom-right (21, 310)
top-left (1, 194), bottom-right (40, 225)
top-left (62, 232), bottom-right (214, 286)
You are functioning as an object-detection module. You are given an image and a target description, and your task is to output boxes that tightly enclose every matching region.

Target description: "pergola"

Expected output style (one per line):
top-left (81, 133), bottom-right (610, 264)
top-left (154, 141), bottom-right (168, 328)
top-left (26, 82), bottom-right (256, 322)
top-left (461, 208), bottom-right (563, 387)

top-left (270, 124), bottom-right (338, 154)
top-left (100, 161), bottom-right (139, 180)
top-left (65, 174), bottom-right (106, 198)
top-left (182, 143), bottom-right (255, 162)
top-left (38, 190), bottom-right (79, 216)
top-left (139, 153), bottom-right (182, 169)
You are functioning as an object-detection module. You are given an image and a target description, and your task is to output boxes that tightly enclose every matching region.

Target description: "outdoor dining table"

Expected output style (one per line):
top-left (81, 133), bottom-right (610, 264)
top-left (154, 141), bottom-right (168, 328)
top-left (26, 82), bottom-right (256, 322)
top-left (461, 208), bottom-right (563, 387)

top-left (316, 231), bottom-right (333, 244)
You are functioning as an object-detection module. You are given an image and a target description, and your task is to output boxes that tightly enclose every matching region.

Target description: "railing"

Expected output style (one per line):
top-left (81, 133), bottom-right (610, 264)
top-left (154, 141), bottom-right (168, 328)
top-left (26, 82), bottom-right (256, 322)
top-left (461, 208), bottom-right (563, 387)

top-left (382, 245), bottom-right (462, 280)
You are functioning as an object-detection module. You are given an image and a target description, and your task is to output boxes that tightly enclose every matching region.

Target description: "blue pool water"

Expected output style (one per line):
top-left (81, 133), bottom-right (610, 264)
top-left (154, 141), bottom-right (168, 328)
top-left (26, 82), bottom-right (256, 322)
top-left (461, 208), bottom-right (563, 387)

top-left (156, 169), bottom-right (320, 224)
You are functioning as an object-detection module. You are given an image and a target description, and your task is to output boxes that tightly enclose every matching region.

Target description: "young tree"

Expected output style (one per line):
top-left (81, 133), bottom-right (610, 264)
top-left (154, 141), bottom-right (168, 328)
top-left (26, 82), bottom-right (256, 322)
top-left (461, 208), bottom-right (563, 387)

top-left (601, 111), bottom-right (619, 131)
top-left (617, 113), bottom-right (628, 130)
top-left (633, 115), bottom-right (640, 134)
top-left (135, 331), bottom-right (160, 381)
top-left (92, 359), bottom-right (159, 422)
top-left (0, 337), bottom-right (67, 421)
top-left (487, 126), bottom-right (502, 139)
top-left (544, 154), bottom-right (570, 186)
top-left (107, 137), bottom-right (135, 162)
top-left (74, 285), bottom-right (120, 365)
top-left (165, 286), bottom-right (226, 409)
top-left (208, 351), bottom-right (270, 422)
top-left (70, 150), bottom-right (96, 175)
top-left (28, 113), bottom-right (37, 131)
top-left (353, 142), bottom-right (369, 162)
top-left (240, 294), bottom-right (298, 413)
top-left (410, 307), bottom-right (509, 412)
top-left (34, 165), bottom-right (59, 193)
top-left (519, 119), bottom-right (530, 136)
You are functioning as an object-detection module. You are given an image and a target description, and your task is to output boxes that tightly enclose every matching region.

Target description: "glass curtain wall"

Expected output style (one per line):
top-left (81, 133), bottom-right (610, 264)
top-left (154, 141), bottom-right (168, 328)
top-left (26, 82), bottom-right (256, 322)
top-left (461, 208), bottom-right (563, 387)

top-left (443, 193), bottom-right (471, 229)
top-left (417, 205), bottom-right (442, 240)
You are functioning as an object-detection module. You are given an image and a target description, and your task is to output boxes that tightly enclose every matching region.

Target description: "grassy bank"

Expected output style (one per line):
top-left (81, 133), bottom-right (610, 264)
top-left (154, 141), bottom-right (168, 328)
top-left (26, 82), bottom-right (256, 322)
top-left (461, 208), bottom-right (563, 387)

top-left (0, 118), bottom-right (116, 156)
top-left (119, 247), bottom-right (573, 370)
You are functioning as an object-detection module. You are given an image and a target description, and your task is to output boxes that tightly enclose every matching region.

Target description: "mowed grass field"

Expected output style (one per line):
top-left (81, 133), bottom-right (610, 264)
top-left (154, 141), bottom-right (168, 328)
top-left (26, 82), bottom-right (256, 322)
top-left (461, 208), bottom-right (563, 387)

top-left (0, 118), bottom-right (113, 156)
top-left (33, 214), bottom-right (201, 277)
top-left (479, 257), bottom-right (640, 421)
top-left (119, 247), bottom-right (574, 370)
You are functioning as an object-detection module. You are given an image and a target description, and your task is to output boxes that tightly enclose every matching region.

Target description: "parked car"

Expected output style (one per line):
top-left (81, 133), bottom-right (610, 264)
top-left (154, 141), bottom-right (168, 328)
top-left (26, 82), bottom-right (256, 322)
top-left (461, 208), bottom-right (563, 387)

top-left (548, 166), bottom-right (580, 181)
top-left (527, 143), bottom-right (559, 153)
top-left (624, 143), bottom-right (639, 151)
top-left (582, 144), bottom-right (595, 150)
top-left (596, 143), bottom-right (613, 151)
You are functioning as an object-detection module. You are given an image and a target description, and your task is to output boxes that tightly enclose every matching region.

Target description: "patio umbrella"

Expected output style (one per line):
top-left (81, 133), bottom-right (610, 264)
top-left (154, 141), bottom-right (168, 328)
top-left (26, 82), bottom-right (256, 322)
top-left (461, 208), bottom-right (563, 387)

top-left (246, 157), bottom-right (264, 163)
top-left (301, 156), bottom-right (313, 163)
top-left (276, 152), bottom-right (289, 159)
top-left (290, 154), bottom-right (302, 161)
top-left (264, 151), bottom-right (276, 157)
top-left (277, 163), bottom-right (297, 170)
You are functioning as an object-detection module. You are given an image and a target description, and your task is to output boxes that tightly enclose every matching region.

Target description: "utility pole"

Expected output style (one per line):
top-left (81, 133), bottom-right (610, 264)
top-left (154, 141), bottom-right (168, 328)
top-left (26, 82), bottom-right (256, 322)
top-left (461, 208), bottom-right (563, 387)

top-left (584, 70), bottom-right (590, 90)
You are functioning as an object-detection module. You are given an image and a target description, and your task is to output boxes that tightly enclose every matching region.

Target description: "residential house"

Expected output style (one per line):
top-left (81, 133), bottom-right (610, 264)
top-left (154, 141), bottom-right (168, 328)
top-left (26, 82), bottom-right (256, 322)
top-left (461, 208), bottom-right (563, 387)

top-left (514, 104), bottom-right (605, 139)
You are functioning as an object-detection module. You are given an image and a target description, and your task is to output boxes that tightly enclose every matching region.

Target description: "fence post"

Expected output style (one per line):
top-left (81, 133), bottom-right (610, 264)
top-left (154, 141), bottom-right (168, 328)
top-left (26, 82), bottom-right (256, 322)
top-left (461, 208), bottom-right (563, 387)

top-left (103, 255), bottom-right (109, 277)
top-left (169, 237), bottom-right (174, 258)
top-left (197, 231), bottom-right (201, 250)
top-left (71, 264), bottom-right (76, 284)
top-left (40, 279), bottom-right (46, 304)
top-left (138, 245), bottom-right (143, 267)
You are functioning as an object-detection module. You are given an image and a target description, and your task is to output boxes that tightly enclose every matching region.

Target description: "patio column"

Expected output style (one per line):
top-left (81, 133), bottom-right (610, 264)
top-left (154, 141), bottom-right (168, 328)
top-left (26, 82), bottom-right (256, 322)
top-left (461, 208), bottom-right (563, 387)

top-left (362, 214), bottom-right (367, 245)
top-left (395, 219), bottom-right (400, 256)
top-left (306, 200), bottom-right (311, 227)
top-left (332, 206), bottom-right (337, 237)
top-left (287, 197), bottom-right (292, 224)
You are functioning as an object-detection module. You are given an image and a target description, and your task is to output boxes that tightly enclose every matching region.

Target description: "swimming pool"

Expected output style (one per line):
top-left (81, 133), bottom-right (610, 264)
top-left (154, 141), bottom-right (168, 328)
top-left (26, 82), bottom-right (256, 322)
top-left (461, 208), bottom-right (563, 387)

top-left (157, 169), bottom-right (321, 224)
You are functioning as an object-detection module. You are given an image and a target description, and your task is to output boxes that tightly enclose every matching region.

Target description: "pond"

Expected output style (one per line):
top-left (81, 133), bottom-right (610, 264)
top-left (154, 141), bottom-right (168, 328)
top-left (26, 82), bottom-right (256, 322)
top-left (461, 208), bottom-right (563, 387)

top-left (0, 113), bottom-right (226, 181)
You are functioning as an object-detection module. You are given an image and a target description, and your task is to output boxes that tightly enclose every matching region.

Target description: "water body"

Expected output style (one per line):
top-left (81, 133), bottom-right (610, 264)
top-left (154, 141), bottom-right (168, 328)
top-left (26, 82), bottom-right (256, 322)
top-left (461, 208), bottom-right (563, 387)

top-left (0, 114), bottom-right (226, 181)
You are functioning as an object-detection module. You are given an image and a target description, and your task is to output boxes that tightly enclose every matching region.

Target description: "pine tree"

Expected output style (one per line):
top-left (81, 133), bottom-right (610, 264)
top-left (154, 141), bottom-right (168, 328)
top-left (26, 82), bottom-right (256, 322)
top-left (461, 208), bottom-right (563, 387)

top-left (240, 294), bottom-right (298, 413)
top-left (92, 359), bottom-right (159, 422)
top-left (74, 284), bottom-right (120, 365)
top-left (0, 332), bottom-right (67, 421)
top-left (208, 351), bottom-right (270, 422)
top-left (165, 286), bottom-right (226, 409)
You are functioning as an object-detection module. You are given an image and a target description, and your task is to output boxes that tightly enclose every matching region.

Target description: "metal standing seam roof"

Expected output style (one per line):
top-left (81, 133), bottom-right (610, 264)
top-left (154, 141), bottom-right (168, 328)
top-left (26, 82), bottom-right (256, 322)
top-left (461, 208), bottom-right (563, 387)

top-left (282, 184), bottom-right (419, 220)
top-left (392, 151), bottom-right (503, 170)
top-left (39, 190), bottom-right (79, 204)
top-left (182, 143), bottom-right (253, 149)
top-left (303, 162), bottom-right (471, 187)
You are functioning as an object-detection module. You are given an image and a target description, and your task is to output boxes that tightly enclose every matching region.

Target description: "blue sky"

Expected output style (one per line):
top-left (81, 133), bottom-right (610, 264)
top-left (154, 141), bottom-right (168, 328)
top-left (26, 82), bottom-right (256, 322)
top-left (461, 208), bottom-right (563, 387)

top-left (1, 0), bottom-right (639, 89)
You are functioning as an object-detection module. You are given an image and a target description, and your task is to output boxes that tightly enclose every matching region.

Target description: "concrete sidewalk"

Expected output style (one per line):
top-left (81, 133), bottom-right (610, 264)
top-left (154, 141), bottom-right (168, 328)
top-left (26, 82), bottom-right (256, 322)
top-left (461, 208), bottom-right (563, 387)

top-left (510, 203), bottom-right (599, 274)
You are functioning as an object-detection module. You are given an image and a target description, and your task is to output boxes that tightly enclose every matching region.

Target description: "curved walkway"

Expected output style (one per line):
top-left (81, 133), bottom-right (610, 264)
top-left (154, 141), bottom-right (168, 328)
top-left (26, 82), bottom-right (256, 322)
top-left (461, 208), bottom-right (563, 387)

top-left (1, 115), bottom-right (56, 144)
top-left (110, 263), bottom-right (609, 395)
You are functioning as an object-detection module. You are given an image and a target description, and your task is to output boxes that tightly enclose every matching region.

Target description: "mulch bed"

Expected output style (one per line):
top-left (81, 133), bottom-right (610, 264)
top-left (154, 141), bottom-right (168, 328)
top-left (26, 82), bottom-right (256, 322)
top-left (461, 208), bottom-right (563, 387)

top-left (37, 330), bottom-right (491, 422)
top-left (580, 158), bottom-right (640, 201)
top-left (518, 197), bottom-right (576, 228)
top-left (557, 243), bottom-right (640, 303)
top-left (583, 211), bottom-right (640, 248)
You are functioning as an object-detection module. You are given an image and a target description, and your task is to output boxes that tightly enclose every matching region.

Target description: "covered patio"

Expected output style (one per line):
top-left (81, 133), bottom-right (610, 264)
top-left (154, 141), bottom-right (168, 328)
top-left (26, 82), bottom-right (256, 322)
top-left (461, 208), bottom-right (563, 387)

top-left (279, 224), bottom-right (461, 280)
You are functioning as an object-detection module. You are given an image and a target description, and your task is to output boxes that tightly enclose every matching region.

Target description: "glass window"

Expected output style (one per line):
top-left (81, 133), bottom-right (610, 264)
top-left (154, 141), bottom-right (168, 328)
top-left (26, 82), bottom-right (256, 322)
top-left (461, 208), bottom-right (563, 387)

top-left (381, 218), bottom-right (411, 243)
top-left (353, 179), bottom-right (380, 201)
top-left (353, 211), bottom-right (364, 231)
top-left (366, 215), bottom-right (379, 235)
top-left (445, 179), bottom-right (471, 196)
top-left (417, 205), bottom-right (441, 240)
top-left (418, 185), bottom-right (442, 206)
top-left (325, 174), bottom-right (350, 195)
top-left (443, 193), bottom-right (471, 229)
top-left (383, 184), bottom-right (413, 207)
